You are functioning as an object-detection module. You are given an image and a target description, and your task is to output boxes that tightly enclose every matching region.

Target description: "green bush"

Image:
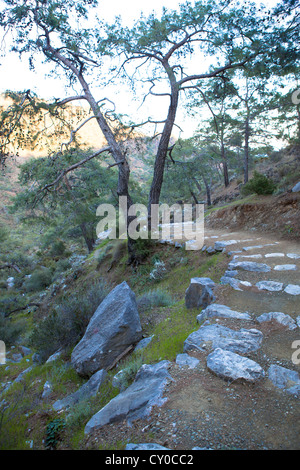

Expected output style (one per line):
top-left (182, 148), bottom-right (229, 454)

top-left (137, 288), bottom-right (174, 313)
top-left (241, 171), bottom-right (276, 196)
top-left (23, 267), bottom-right (53, 292)
top-left (50, 240), bottom-right (67, 257)
top-left (0, 313), bottom-right (25, 346)
top-left (29, 279), bottom-right (109, 361)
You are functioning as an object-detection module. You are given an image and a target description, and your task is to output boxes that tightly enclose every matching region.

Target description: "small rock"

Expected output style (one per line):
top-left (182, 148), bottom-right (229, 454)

top-left (284, 284), bottom-right (300, 295)
top-left (268, 364), bottom-right (300, 396)
top-left (197, 304), bottom-right (251, 323)
top-left (256, 312), bottom-right (297, 330)
top-left (207, 348), bottom-right (265, 383)
top-left (125, 443), bottom-right (170, 450)
top-left (286, 253), bottom-right (300, 259)
top-left (256, 281), bottom-right (283, 292)
top-left (265, 253), bottom-right (285, 258)
top-left (176, 353), bottom-right (200, 369)
top-left (228, 261), bottom-right (271, 273)
top-left (274, 264), bottom-right (297, 271)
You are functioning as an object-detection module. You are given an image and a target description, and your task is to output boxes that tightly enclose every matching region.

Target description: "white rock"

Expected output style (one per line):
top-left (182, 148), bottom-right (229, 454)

top-left (207, 348), bottom-right (265, 383)
top-left (286, 253), bottom-right (300, 259)
top-left (256, 281), bottom-right (284, 292)
top-left (257, 312), bottom-right (297, 330)
top-left (265, 253), bottom-right (285, 258)
top-left (197, 304), bottom-right (251, 323)
top-left (274, 264), bottom-right (297, 271)
top-left (284, 284), bottom-right (300, 295)
top-left (228, 261), bottom-right (271, 272)
top-left (176, 353), bottom-right (200, 369)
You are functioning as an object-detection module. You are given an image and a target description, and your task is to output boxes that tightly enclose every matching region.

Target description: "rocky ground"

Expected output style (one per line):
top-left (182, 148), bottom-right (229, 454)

top-left (84, 229), bottom-right (300, 451)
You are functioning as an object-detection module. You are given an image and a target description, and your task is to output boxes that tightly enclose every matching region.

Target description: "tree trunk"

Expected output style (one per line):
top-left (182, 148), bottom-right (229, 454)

top-left (80, 223), bottom-right (95, 253)
top-left (83, 89), bottom-right (139, 263)
top-left (148, 81), bottom-right (179, 227)
top-left (221, 141), bottom-right (229, 187)
top-left (201, 173), bottom-right (212, 206)
top-left (244, 114), bottom-right (250, 184)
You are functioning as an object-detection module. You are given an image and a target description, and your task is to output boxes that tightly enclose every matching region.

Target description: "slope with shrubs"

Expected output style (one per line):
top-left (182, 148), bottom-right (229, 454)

top-left (0, 232), bottom-right (228, 450)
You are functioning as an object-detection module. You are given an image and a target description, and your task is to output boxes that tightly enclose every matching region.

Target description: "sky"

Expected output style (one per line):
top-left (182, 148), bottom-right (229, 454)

top-left (0, 0), bottom-right (283, 140)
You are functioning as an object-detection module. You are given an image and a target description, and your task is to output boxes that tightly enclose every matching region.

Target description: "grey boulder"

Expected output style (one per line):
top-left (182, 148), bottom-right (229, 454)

top-left (197, 304), bottom-right (251, 323)
top-left (228, 261), bottom-right (271, 272)
top-left (185, 277), bottom-right (215, 309)
top-left (84, 361), bottom-right (172, 434)
top-left (184, 324), bottom-right (263, 355)
top-left (53, 369), bottom-right (108, 411)
top-left (207, 348), bottom-right (265, 383)
top-left (71, 282), bottom-right (142, 376)
top-left (257, 312), bottom-right (297, 330)
top-left (268, 364), bottom-right (300, 397)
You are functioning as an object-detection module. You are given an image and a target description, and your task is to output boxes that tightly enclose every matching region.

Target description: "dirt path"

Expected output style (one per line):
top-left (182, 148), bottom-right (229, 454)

top-left (130, 229), bottom-right (300, 450)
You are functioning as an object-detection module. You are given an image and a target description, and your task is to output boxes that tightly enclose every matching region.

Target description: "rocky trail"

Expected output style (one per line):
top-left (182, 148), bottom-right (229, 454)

top-left (86, 229), bottom-right (300, 451)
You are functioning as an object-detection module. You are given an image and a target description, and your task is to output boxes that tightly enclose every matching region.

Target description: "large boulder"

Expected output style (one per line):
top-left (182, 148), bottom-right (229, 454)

top-left (71, 282), bottom-right (142, 376)
top-left (84, 361), bottom-right (172, 434)
top-left (185, 277), bottom-right (215, 309)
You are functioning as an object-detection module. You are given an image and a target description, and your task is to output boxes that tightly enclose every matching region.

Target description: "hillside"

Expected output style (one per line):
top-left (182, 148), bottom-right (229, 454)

top-left (0, 134), bottom-right (300, 451)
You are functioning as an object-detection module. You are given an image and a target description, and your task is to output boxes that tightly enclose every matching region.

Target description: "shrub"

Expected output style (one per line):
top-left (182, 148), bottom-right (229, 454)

top-left (29, 279), bottom-right (109, 361)
top-left (0, 313), bottom-right (25, 346)
top-left (137, 288), bottom-right (174, 313)
top-left (50, 240), bottom-right (67, 257)
top-left (23, 267), bottom-right (53, 292)
top-left (149, 260), bottom-right (167, 281)
top-left (241, 171), bottom-right (276, 196)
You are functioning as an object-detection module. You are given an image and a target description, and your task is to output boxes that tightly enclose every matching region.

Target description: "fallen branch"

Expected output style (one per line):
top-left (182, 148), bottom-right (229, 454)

top-left (0, 264), bottom-right (21, 274)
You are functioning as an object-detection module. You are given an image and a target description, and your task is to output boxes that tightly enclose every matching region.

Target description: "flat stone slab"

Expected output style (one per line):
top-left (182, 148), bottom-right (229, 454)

top-left (228, 261), bottom-right (271, 272)
top-left (242, 245), bottom-right (264, 251)
top-left (183, 324), bottom-right (263, 355)
top-left (220, 276), bottom-right (251, 291)
top-left (256, 281), bottom-right (284, 292)
top-left (235, 254), bottom-right (263, 259)
top-left (257, 312), bottom-right (297, 330)
top-left (84, 361), bottom-right (172, 434)
top-left (265, 253), bottom-right (285, 258)
top-left (268, 364), bottom-right (300, 397)
top-left (197, 304), bottom-right (251, 323)
top-left (176, 353), bottom-right (200, 369)
top-left (274, 264), bottom-right (297, 271)
top-left (284, 284), bottom-right (300, 295)
top-left (287, 253), bottom-right (300, 259)
top-left (126, 443), bottom-right (170, 450)
top-left (214, 240), bottom-right (239, 251)
top-left (53, 369), bottom-right (108, 411)
top-left (207, 348), bottom-right (265, 383)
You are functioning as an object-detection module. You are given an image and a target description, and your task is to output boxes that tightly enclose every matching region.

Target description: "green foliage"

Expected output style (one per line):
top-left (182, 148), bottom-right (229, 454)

top-left (29, 279), bottom-right (109, 361)
top-left (45, 418), bottom-right (66, 450)
top-left (23, 267), bottom-right (53, 292)
top-left (137, 288), bottom-right (174, 313)
top-left (241, 171), bottom-right (276, 195)
top-left (0, 313), bottom-right (25, 346)
top-left (50, 240), bottom-right (67, 257)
